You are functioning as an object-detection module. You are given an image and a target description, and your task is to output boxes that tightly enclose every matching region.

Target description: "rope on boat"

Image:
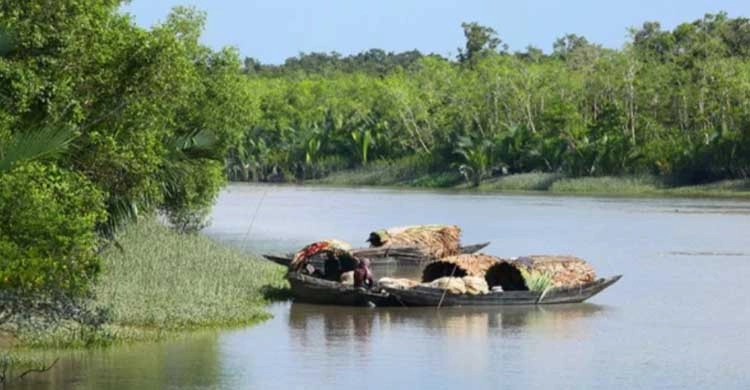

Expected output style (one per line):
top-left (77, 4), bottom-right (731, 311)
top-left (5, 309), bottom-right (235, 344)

top-left (241, 185), bottom-right (269, 253)
top-left (436, 264), bottom-right (458, 309)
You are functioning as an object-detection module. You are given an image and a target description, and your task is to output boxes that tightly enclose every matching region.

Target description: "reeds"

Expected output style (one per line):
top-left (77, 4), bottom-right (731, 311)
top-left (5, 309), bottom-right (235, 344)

top-left (15, 219), bottom-right (286, 348)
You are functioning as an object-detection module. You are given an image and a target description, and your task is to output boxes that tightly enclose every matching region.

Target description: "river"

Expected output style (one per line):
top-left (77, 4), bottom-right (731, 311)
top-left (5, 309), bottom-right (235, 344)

top-left (17, 184), bottom-right (750, 389)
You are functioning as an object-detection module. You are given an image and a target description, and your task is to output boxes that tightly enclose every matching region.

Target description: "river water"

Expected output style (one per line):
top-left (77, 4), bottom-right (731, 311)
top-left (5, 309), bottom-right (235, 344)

top-left (17, 184), bottom-right (750, 389)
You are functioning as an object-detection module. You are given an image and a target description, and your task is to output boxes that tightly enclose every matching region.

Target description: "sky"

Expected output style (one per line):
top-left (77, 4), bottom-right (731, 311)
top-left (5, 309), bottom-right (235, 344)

top-left (122, 0), bottom-right (750, 64)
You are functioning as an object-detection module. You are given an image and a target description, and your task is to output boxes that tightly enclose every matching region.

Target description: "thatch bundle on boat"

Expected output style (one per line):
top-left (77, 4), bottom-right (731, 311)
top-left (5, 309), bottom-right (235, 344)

top-left (290, 239), bottom-right (355, 271)
top-left (423, 253), bottom-right (597, 292)
top-left (428, 277), bottom-right (468, 294)
top-left (378, 277), bottom-right (420, 289)
top-left (367, 225), bottom-right (461, 259)
top-left (421, 254), bottom-right (500, 282)
top-left (514, 255), bottom-right (596, 288)
top-left (485, 255), bottom-right (597, 291)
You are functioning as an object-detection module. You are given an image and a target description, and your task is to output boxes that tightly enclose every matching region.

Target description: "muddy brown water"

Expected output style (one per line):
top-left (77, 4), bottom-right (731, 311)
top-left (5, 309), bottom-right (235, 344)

top-left (16, 184), bottom-right (750, 389)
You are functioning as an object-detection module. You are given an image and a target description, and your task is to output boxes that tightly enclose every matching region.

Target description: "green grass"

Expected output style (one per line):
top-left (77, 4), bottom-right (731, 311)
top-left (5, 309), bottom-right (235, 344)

top-left (518, 268), bottom-right (555, 292)
top-left (665, 179), bottom-right (750, 197)
top-left (311, 157), bottom-right (462, 188)
top-left (313, 168), bottom-right (750, 199)
top-left (549, 175), bottom-right (663, 195)
top-left (316, 157), bottom-right (462, 188)
top-left (14, 219), bottom-right (287, 348)
top-left (477, 172), bottom-right (563, 191)
top-left (316, 159), bottom-right (426, 186)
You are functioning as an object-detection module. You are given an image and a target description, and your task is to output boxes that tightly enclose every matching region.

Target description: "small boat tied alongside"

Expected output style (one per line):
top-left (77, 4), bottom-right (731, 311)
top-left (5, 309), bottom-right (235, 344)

top-left (263, 224), bottom-right (621, 307)
top-left (264, 224), bottom-right (489, 267)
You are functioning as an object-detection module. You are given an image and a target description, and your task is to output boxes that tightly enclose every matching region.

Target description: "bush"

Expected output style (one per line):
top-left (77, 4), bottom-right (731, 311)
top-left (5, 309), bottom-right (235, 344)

top-left (160, 159), bottom-right (225, 233)
top-left (0, 162), bottom-right (107, 296)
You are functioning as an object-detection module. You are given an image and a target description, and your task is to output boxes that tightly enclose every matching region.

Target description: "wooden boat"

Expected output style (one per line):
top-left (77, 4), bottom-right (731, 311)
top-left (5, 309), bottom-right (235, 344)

top-left (382, 275), bottom-right (622, 306)
top-left (263, 242), bottom-right (490, 268)
top-left (286, 272), bottom-right (397, 306)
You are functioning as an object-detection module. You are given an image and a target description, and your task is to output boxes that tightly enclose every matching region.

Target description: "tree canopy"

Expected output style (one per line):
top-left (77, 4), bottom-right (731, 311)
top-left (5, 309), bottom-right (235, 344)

top-left (230, 14), bottom-right (750, 185)
top-left (0, 1), bottom-right (255, 298)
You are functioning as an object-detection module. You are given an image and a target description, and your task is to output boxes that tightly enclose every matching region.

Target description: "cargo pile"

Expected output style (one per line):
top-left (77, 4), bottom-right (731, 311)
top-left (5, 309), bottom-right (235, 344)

top-left (367, 225), bottom-right (462, 259)
top-left (268, 224), bottom-right (615, 306)
top-left (378, 253), bottom-right (598, 295)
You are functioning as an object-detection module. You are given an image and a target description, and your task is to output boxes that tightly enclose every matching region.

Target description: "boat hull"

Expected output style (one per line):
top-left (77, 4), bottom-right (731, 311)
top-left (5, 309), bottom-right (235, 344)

top-left (383, 275), bottom-right (622, 306)
top-left (287, 272), bottom-right (398, 306)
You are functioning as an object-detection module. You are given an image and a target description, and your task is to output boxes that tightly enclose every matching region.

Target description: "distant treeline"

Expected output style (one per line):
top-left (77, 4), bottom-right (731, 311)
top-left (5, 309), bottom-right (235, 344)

top-left (229, 14), bottom-right (750, 185)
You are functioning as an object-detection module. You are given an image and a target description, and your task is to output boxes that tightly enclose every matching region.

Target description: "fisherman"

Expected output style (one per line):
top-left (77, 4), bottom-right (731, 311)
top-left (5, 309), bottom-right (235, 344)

top-left (323, 253), bottom-right (342, 281)
top-left (353, 258), bottom-right (374, 288)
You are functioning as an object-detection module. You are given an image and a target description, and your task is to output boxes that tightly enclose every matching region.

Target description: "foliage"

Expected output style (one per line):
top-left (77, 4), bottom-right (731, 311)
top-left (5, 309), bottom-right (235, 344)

top-left (0, 2), bottom-right (251, 236)
top-left (7, 219), bottom-right (286, 349)
top-left (94, 219), bottom-right (286, 333)
top-left (458, 22), bottom-right (505, 66)
top-left (0, 162), bottom-right (106, 296)
top-left (519, 267), bottom-right (554, 292)
top-left (0, 126), bottom-right (76, 173)
top-left (233, 14), bottom-right (750, 187)
top-left (0, 2), bottom-right (260, 336)
top-left (161, 158), bottom-right (225, 233)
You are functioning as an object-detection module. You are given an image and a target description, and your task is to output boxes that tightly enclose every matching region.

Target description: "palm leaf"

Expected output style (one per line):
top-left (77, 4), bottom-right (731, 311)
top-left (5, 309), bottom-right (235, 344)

top-left (167, 129), bottom-right (220, 160)
top-left (0, 29), bottom-right (12, 56)
top-left (0, 127), bottom-right (76, 172)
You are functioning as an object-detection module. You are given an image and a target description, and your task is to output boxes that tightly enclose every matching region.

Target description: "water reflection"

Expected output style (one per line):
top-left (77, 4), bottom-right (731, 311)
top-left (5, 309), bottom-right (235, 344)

top-left (14, 185), bottom-right (750, 389)
top-left (288, 302), bottom-right (606, 346)
top-left (14, 333), bottom-right (223, 390)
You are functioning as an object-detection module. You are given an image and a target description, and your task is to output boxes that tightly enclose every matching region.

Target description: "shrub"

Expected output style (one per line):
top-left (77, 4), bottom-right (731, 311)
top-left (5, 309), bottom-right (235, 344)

top-left (160, 159), bottom-right (225, 233)
top-left (0, 162), bottom-right (107, 296)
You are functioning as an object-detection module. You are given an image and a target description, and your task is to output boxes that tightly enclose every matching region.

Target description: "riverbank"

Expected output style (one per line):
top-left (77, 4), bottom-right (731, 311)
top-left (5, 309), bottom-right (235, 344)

top-left (312, 164), bottom-right (750, 199)
top-left (5, 220), bottom-right (287, 350)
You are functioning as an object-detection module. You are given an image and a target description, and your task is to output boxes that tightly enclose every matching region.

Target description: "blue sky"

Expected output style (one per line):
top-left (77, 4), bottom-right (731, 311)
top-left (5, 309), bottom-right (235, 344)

top-left (122, 0), bottom-right (750, 64)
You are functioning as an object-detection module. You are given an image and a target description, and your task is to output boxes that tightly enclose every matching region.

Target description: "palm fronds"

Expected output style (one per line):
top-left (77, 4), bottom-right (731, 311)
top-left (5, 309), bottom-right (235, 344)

top-left (167, 129), bottom-right (221, 160)
top-left (518, 267), bottom-right (555, 292)
top-left (0, 127), bottom-right (76, 172)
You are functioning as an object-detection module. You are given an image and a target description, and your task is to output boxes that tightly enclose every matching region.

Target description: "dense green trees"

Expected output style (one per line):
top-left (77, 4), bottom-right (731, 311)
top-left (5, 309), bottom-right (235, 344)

top-left (0, 2), bottom-right (253, 300)
top-left (0, 162), bottom-right (106, 295)
top-left (233, 13), bottom-right (750, 185)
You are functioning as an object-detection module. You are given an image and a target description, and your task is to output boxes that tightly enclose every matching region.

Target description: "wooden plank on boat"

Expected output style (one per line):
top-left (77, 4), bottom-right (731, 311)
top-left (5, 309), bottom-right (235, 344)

top-left (459, 242), bottom-right (490, 254)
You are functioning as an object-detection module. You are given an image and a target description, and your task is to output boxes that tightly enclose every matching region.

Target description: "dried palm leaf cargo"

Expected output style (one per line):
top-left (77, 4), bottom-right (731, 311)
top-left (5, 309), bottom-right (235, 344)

top-left (421, 253), bottom-right (500, 282)
top-left (368, 225), bottom-right (462, 259)
top-left (264, 242), bottom-right (489, 269)
top-left (290, 239), bottom-right (354, 271)
top-left (422, 276), bottom-right (490, 295)
top-left (424, 253), bottom-right (597, 291)
top-left (340, 271), bottom-right (355, 286)
top-left (428, 277), bottom-right (467, 294)
top-left (509, 255), bottom-right (597, 288)
top-left (378, 277), bottom-right (420, 289)
top-left (462, 276), bottom-right (489, 295)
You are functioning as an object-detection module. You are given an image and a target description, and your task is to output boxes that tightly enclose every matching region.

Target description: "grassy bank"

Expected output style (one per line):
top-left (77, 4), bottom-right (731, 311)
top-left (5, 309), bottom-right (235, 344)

top-left (11, 220), bottom-right (287, 349)
top-left (315, 157), bottom-right (463, 188)
top-left (313, 163), bottom-right (750, 198)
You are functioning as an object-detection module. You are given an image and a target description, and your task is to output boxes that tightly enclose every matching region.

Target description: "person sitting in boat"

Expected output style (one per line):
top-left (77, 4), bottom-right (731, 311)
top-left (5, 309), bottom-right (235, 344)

top-left (323, 252), bottom-right (342, 281)
top-left (291, 239), bottom-right (359, 281)
top-left (353, 258), bottom-right (374, 288)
